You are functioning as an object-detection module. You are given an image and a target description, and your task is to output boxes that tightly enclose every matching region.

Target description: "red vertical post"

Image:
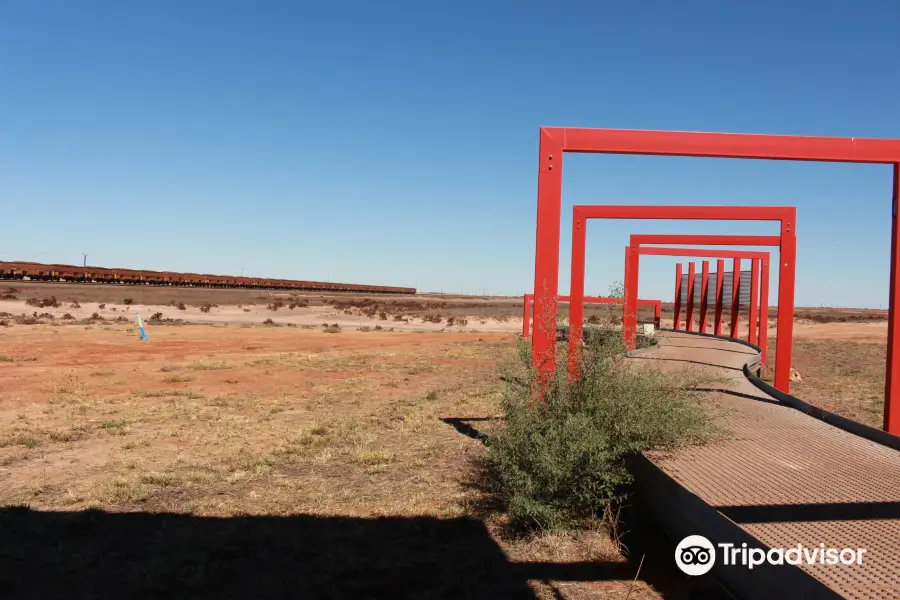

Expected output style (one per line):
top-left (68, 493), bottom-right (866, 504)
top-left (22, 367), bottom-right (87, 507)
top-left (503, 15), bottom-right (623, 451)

top-left (748, 258), bottom-right (760, 345)
top-left (654, 301), bottom-right (661, 329)
top-left (673, 263), bottom-right (683, 330)
top-left (623, 245), bottom-right (637, 345)
top-left (699, 261), bottom-right (710, 334)
top-left (531, 130), bottom-right (562, 379)
top-left (714, 259), bottom-right (725, 336)
top-left (886, 163), bottom-right (900, 433)
top-left (568, 214), bottom-right (588, 376)
top-left (623, 245), bottom-right (632, 326)
top-left (773, 209), bottom-right (797, 395)
top-left (759, 259), bottom-right (770, 365)
top-left (729, 258), bottom-right (741, 338)
top-left (522, 294), bottom-right (532, 338)
top-left (685, 262), bottom-right (696, 332)
top-left (623, 244), bottom-right (639, 350)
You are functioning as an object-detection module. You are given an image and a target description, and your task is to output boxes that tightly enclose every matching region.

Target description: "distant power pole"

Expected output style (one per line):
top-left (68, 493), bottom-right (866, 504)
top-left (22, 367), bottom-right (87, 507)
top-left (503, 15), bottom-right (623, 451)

top-left (82, 253), bottom-right (88, 267)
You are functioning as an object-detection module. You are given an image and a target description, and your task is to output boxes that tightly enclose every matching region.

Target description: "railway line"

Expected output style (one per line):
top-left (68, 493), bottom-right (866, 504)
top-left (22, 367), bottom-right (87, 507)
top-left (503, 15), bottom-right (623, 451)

top-left (0, 261), bottom-right (416, 295)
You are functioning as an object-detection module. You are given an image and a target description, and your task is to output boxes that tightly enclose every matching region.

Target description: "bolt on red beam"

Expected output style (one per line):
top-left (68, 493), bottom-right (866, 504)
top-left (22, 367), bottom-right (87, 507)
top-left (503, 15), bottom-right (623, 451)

top-left (699, 261), bottom-right (710, 333)
top-left (673, 263), bottom-right (683, 330)
top-left (730, 258), bottom-right (741, 338)
top-left (748, 258), bottom-right (761, 345)
top-left (685, 262), bottom-right (696, 332)
top-left (714, 259), bottom-right (725, 336)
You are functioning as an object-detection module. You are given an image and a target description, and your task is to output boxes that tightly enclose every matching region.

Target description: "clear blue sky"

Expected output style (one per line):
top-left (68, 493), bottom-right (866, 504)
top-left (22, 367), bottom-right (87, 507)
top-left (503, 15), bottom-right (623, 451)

top-left (2, 1), bottom-right (899, 307)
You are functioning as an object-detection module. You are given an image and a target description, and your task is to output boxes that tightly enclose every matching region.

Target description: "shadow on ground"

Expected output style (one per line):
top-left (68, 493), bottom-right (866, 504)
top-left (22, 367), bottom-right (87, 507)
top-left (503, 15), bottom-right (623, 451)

top-left (0, 506), bottom-right (638, 600)
top-left (0, 505), bottom-right (733, 600)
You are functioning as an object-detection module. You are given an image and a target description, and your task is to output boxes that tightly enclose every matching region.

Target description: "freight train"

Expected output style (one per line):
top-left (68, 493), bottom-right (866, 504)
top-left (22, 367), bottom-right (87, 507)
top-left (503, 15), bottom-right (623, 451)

top-left (0, 261), bottom-right (416, 294)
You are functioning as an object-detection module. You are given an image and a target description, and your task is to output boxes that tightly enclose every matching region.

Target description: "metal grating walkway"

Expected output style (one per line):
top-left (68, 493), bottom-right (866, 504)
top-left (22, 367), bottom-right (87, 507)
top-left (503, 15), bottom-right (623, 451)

top-left (635, 332), bottom-right (900, 600)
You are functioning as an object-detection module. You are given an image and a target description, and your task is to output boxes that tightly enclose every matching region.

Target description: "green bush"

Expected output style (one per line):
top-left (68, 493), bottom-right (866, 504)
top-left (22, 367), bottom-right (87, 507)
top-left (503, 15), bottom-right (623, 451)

top-left (485, 333), bottom-right (716, 531)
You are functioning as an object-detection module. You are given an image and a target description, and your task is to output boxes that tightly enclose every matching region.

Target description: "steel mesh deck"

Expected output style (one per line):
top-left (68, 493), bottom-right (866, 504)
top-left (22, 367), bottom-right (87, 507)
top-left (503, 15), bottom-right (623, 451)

top-left (640, 332), bottom-right (900, 599)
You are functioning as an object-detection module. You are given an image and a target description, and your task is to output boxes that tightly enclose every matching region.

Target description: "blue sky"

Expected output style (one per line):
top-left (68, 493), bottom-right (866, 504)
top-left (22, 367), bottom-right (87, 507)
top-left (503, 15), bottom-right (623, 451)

top-left (2, 1), bottom-right (899, 307)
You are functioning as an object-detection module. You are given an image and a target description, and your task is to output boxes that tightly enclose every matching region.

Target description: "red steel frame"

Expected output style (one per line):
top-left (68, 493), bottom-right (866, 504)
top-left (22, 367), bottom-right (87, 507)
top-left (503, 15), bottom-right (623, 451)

top-left (625, 233), bottom-right (778, 362)
top-left (521, 294), bottom-right (661, 338)
top-left (532, 126), bottom-right (900, 433)
top-left (564, 205), bottom-right (795, 393)
top-left (632, 247), bottom-right (771, 364)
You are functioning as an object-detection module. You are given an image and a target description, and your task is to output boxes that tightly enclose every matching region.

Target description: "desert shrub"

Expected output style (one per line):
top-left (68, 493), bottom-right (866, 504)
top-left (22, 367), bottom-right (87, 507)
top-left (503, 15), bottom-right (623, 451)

top-left (199, 303), bottom-right (212, 313)
top-left (323, 326), bottom-right (341, 333)
top-left (422, 314), bottom-right (442, 324)
top-left (379, 311), bottom-right (387, 320)
top-left (0, 292), bottom-right (16, 300)
top-left (393, 314), bottom-right (405, 322)
top-left (116, 316), bottom-right (129, 323)
top-left (68, 301), bottom-right (80, 309)
top-left (445, 316), bottom-right (469, 326)
top-left (177, 302), bottom-right (186, 310)
top-left (151, 312), bottom-right (163, 320)
top-left (484, 334), bottom-right (715, 531)
top-left (374, 324), bottom-right (383, 331)
top-left (61, 313), bottom-right (75, 320)
top-left (37, 312), bottom-right (54, 320)
top-left (268, 299), bottom-right (285, 311)
top-left (90, 312), bottom-right (102, 320)
top-left (242, 308), bottom-right (250, 312)
top-left (123, 298), bottom-right (134, 305)
top-left (0, 320), bottom-right (8, 327)
top-left (26, 296), bottom-right (60, 308)
top-left (98, 303), bottom-right (106, 309)
top-left (587, 314), bottom-right (601, 325)
top-left (263, 318), bottom-right (276, 326)
top-left (357, 326), bottom-right (372, 332)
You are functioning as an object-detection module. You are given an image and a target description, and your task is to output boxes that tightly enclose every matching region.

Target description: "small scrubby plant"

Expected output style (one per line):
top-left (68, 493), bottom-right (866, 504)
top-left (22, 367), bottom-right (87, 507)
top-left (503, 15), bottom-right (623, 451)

top-left (484, 322), bottom-right (716, 531)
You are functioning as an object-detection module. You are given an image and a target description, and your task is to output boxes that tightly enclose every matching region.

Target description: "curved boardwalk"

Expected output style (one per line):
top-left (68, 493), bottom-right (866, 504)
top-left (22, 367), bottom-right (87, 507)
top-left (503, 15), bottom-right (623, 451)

top-left (633, 331), bottom-right (900, 600)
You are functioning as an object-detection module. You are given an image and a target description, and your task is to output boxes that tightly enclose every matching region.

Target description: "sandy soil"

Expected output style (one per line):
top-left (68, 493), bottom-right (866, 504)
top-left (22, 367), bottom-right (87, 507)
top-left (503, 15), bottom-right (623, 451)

top-left (0, 306), bottom-right (885, 597)
top-left (0, 324), bottom-right (705, 599)
top-left (0, 298), bottom-right (523, 333)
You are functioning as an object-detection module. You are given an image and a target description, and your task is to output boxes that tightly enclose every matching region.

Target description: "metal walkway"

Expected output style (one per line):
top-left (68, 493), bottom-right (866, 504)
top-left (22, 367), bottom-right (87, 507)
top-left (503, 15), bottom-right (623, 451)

top-left (631, 331), bottom-right (900, 600)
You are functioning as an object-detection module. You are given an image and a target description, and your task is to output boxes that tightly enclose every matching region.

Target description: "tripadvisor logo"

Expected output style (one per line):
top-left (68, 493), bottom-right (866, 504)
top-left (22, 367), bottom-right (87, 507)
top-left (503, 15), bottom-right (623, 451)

top-left (675, 535), bottom-right (867, 575)
top-left (675, 535), bottom-right (716, 576)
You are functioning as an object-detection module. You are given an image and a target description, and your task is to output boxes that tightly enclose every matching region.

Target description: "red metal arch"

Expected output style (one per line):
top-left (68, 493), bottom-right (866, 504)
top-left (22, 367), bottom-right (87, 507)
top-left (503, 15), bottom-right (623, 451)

top-left (628, 246), bottom-right (771, 363)
top-left (532, 126), bottom-right (900, 433)
top-left (625, 234), bottom-right (779, 361)
top-left (564, 205), bottom-right (795, 393)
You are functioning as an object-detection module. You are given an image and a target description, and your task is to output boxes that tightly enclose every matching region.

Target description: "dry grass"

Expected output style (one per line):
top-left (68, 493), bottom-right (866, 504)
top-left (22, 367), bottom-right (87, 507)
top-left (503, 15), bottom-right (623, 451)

top-left (0, 325), bottom-right (716, 598)
top-left (764, 337), bottom-right (886, 428)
